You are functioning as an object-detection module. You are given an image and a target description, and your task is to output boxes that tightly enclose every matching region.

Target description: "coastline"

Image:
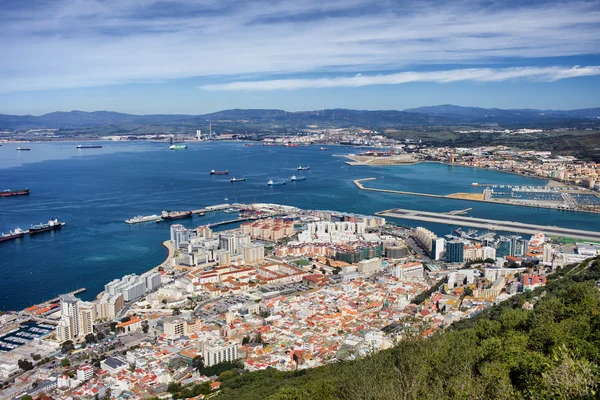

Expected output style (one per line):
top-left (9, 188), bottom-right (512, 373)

top-left (95, 240), bottom-right (175, 300)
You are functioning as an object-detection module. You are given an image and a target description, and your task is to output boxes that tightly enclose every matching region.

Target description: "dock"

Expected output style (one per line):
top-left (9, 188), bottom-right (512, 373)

top-left (47, 288), bottom-right (86, 303)
top-left (353, 178), bottom-right (445, 199)
top-left (191, 203), bottom-right (231, 215)
top-left (377, 208), bottom-right (600, 241)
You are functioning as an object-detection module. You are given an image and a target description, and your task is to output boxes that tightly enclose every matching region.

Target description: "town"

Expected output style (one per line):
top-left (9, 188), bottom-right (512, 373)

top-left (0, 202), bottom-right (595, 400)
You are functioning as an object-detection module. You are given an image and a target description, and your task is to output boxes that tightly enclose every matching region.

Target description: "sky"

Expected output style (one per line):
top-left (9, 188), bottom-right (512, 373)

top-left (0, 0), bottom-right (599, 115)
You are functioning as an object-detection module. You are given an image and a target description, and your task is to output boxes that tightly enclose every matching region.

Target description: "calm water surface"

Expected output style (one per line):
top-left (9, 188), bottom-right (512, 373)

top-left (0, 141), bottom-right (597, 310)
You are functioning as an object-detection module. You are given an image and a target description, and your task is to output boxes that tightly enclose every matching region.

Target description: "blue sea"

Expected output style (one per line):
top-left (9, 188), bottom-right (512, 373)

top-left (0, 141), bottom-right (598, 311)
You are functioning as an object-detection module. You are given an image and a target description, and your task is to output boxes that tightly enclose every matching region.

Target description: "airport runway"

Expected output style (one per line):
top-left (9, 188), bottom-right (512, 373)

top-left (377, 208), bottom-right (600, 241)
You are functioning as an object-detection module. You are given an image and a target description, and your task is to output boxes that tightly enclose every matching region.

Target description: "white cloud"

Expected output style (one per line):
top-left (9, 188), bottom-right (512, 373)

top-left (0, 0), bottom-right (599, 92)
top-left (198, 66), bottom-right (600, 91)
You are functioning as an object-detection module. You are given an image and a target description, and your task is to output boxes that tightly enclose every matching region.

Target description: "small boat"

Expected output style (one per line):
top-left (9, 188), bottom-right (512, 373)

top-left (210, 170), bottom-right (229, 175)
top-left (267, 179), bottom-right (286, 186)
top-left (320, 147), bottom-right (328, 151)
top-left (285, 143), bottom-right (299, 147)
top-left (245, 143), bottom-right (254, 147)
top-left (169, 144), bottom-right (187, 150)
top-left (230, 177), bottom-right (246, 183)
top-left (198, 212), bottom-right (205, 217)
top-left (17, 147), bottom-right (31, 151)
top-left (297, 166), bottom-right (310, 171)
top-left (291, 175), bottom-right (305, 181)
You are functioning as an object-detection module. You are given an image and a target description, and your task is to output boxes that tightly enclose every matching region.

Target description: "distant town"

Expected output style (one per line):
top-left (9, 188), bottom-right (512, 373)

top-left (0, 200), bottom-right (595, 399)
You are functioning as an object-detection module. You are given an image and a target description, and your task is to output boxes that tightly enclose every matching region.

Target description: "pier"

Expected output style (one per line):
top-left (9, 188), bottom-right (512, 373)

top-left (46, 288), bottom-right (86, 303)
top-left (377, 208), bottom-right (600, 241)
top-left (353, 178), bottom-right (445, 199)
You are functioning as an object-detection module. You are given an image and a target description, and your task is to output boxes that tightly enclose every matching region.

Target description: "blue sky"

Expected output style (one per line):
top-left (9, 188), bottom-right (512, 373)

top-left (0, 0), bottom-right (599, 115)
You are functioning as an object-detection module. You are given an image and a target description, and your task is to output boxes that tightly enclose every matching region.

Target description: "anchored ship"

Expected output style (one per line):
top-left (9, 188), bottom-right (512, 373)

top-left (0, 188), bottom-right (29, 197)
top-left (267, 179), bottom-right (286, 186)
top-left (29, 219), bottom-right (65, 234)
top-left (77, 144), bottom-right (103, 149)
top-left (297, 166), bottom-right (310, 171)
top-left (161, 210), bottom-right (193, 220)
top-left (210, 170), bottom-right (229, 175)
top-left (125, 214), bottom-right (161, 224)
top-left (230, 177), bottom-right (246, 182)
top-left (291, 175), bottom-right (305, 181)
top-left (0, 228), bottom-right (27, 243)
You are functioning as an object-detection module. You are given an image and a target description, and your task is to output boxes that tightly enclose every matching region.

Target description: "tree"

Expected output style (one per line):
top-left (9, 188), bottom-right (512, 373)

top-left (142, 323), bottom-right (149, 334)
top-left (109, 322), bottom-right (118, 332)
top-left (31, 354), bottom-right (41, 361)
top-left (161, 299), bottom-right (168, 304)
top-left (21, 395), bottom-right (33, 400)
top-left (172, 308), bottom-right (181, 316)
top-left (85, 333), bottom-right (97, 344)
top-left (463, 287), bottom-right (473, 297)
top-left (18, 359), bottom-right (33, 371)
top-left (96, 331), bottom-right (105, 341)
top-left (192, 355), bottom-right (205, 372)
top-left (121, 316), bottom-right (131, 323)
top-left (61, 340), bottom-right (74, 354)
top-left (61, 358), bottom-right (71, 367)
top-left (255, 332), bottom-right (264, 345)
top-left (242, 336), bottom-right (250, 345)
top-left (325, 259), bottom-right (331, 267)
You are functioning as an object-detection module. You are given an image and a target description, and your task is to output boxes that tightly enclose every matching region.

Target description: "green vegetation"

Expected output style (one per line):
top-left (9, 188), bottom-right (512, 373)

top-left (214, 257), bottom-right (600, 399)
top-left (167, 381), bottom-right (212, 399)
top-left (192, 356), bottom-right (244, 378)
top-left (411, 276), bottom-right (447, 305)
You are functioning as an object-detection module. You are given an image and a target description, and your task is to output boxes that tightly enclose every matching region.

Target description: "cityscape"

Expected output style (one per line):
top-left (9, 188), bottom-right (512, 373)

top-left (2, 0), bottom-right (600, 399)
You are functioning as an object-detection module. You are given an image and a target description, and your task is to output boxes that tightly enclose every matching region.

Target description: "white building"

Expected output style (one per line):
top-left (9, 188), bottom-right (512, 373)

top-left (200, 340), bottom-right (239, 367)
top-left (392, 262), bottom-right (423, 281)
top-left (357, 258), bottom-right (382, 274)
top-left (240, 242), bottom-right (265, 265)
top-left (77, 364), bottom-right (94, 381)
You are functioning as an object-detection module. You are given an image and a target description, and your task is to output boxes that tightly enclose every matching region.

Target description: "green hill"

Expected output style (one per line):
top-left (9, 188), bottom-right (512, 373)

top-left (210, 258), bottom-right (600, 400)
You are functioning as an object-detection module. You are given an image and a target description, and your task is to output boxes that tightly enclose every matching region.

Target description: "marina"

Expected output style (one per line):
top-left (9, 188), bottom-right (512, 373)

top-left (0, 322), bottom-right (54, 353)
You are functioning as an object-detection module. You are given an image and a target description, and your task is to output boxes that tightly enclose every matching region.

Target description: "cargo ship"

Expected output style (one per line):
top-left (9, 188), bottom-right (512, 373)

top-left (161, 210), bottom-right (193, 220)
top-left (230, 177), bottom-right (246, 182)
top-left (16, 147), bottom-right (31, 151)
top-left (169, 144), bottom-right (187, 150)
top-left (125, 214), bottom-right (161, 224)
top-left (0, 188), bottom-right (29, 197)
top-left (77, 144), bottom-right (103, 149)
top-left (297, 166), bottom-right (310, 171)
top-left (29, 219), bottom-right (65, 235)
top-left (210, 170), bottom-right (229, 175)
top-left (0, 228), bottom-right (27, 243)
top-left (267, 179), bottom-right (286, 186)
top-left (290, 175), bottom-right (305, 181)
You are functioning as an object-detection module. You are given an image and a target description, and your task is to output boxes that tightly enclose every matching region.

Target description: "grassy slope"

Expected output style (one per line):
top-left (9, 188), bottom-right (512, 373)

top-left (212, 258), bottom-right (600, 400)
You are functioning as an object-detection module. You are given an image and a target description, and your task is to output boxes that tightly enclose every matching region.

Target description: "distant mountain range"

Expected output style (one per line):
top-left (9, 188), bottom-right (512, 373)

top-left (1, 105), bottom-right (599, 131)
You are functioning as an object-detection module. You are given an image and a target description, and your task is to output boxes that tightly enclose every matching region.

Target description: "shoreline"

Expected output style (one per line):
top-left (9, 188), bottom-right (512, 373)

top-left (95, 240), bottom-right (175, 301)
